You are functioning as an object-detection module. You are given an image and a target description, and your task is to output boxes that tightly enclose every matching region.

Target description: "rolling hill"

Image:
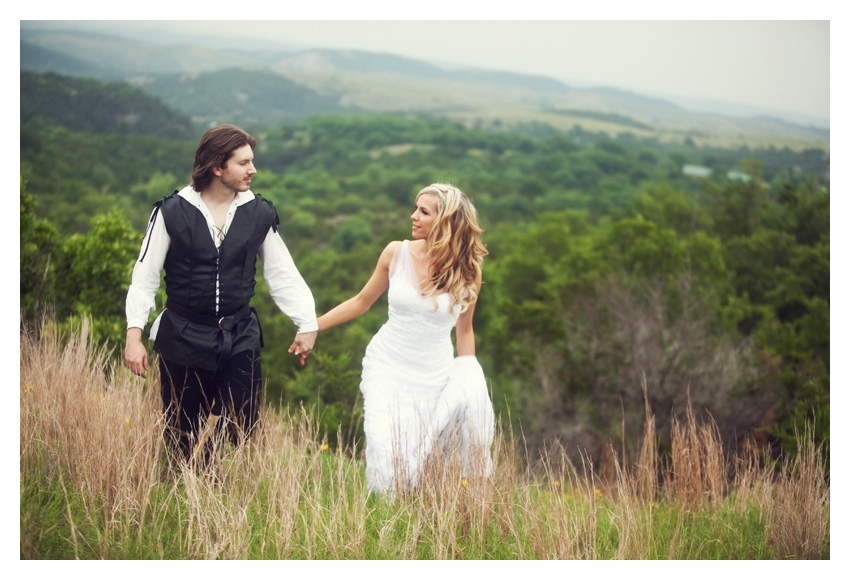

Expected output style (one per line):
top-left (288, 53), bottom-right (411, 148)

top-left (21, 70), bottom-right (195, 139)
top-left (20, 28), bottom-right (829, 150)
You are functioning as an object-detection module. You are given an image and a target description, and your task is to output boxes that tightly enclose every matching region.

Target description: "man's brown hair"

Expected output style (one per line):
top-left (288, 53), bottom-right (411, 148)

top-left (191, 124), bottom-right (257, 192)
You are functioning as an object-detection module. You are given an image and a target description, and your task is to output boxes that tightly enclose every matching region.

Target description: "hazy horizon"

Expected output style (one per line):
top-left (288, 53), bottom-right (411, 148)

top-left (20, 19), bottom-right (830, 129)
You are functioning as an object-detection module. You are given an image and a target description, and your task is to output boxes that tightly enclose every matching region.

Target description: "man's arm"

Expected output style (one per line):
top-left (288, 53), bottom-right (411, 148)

top-left (125, 327), bottom-right (150, 378)
top-left (124, 208), bottom-right (169, 377)
top-left (258, 228), bottom-right (318, 365)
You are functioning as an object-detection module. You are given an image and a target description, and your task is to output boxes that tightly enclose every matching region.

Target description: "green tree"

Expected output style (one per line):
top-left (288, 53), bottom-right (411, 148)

top-left (54, 209), bottom-right (141, 347)
top-left (20, 179), bottom-right (60, 323)
top-left (332, 216), bottom-right (374, 251)
top-left (702, 159), bottom-right (770, 237)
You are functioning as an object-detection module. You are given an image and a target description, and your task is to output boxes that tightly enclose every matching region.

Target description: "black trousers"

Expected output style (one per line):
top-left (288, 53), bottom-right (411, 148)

top-left (159, 350), bottom-right (262, 464)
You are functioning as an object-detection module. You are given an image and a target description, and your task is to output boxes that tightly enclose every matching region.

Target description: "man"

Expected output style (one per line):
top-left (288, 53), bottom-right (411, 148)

top-left (124, 124), bottom-right (317, 464)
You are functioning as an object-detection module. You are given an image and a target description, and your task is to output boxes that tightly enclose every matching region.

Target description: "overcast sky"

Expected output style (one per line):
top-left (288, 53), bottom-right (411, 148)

top-left (17, 3), bottom-right (835, 126)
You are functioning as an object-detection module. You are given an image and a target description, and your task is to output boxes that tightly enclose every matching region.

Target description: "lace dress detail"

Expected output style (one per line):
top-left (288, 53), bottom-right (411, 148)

top-left (360, 240), bottom-right (494, 494)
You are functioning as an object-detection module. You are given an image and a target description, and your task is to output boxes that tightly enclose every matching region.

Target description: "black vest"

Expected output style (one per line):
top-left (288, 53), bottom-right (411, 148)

top-left (152, 192), bottom-right (279, 370)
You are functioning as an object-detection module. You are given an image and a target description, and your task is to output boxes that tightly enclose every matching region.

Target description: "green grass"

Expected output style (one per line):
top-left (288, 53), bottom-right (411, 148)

top-left (17, 452), bottom-right (818, 559)
top-left (20, 320), bottom-right (829, 559)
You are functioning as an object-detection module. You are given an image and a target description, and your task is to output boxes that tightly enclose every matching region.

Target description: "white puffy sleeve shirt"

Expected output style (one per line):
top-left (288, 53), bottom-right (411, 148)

top-left (125, 187), bottom-right (318, 338)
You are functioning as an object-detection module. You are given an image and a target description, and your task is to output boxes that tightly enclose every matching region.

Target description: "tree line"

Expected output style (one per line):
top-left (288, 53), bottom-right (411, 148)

top-left (21, 94), bottom-right (829, 466)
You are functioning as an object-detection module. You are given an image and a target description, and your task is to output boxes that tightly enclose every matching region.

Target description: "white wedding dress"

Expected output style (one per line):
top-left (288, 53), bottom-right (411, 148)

top-left (360, 240), bottom-right (495, 494)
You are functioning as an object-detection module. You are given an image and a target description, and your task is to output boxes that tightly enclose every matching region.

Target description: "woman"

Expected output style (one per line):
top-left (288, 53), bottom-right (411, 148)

top-left (313, 183), bottom-right (494, 494)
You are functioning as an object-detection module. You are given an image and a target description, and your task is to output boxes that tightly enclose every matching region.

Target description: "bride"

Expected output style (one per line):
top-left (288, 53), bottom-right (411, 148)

top-left (309, 183), bottom-right (495, 494)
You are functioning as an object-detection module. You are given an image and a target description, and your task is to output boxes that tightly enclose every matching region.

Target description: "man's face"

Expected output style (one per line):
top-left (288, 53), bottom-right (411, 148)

top-left (215, 144), bottom-right (256, 193)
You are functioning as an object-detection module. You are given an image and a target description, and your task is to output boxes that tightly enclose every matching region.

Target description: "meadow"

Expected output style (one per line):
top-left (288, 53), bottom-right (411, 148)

top-left (20, 318), bottom-right (829, 560)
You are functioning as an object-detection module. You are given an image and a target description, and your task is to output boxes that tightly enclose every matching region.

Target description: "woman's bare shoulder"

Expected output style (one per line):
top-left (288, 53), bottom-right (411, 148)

top-left (382, 240), bottom-right (404, 254)
top-left (378, 240), bottom-right (403, 265)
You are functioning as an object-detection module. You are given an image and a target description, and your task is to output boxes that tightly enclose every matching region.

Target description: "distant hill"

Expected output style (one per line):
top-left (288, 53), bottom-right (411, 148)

top-left (21, 41), bottom-right (122, 78)
top-left (20, 29), bottom-right (258, 77)
top-left (130, 68), bottom-right (353, 125)
top-left (19, 28), bottom-right (829, 150)
top-left (21, 71), bottom-right (195, 139)
top-left (276, 49), bottom-right (570, 93)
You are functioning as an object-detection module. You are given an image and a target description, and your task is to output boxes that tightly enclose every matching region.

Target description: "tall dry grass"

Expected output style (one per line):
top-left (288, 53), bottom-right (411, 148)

top-left (20, 319), bottom-right (829, 559)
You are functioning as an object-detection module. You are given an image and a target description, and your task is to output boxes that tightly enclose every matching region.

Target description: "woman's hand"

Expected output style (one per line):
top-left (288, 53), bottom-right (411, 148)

top-left (289, 330), bottom-right (318, 366)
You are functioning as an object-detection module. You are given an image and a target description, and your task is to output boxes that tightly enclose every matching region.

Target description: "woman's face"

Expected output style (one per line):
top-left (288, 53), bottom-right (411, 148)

top-left (411, 194), bottom-right (439, 240)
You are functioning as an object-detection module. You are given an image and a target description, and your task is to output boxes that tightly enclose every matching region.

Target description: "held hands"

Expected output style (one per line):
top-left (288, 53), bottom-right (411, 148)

top-left (289, 330), bottom-right (318, 366)
top-left (124, 328), bottom-right (149, 378)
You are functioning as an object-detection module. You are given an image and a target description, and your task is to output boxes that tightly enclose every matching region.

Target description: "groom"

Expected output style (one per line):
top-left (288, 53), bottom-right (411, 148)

top-left (123, 123), bottom-right (317, 463)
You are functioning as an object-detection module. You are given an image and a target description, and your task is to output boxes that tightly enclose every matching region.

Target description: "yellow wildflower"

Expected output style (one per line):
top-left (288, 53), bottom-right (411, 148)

top-left (554, 480), bottom-right (560, 487)
top-left (24, 384), bottom-right (32, 391)
top-left (125, 418), bottom-right (130, 424)
top-left (322, 444), bottom-right (329, 451)
top-left (595, 488), bottom-right (603, 497)
top-left (651, 502), bottom-right (658, 509)
top-left (462, 478), bottom-right (467, 486)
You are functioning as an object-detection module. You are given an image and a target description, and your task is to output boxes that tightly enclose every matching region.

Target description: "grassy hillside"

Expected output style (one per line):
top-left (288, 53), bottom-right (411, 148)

top-left (20, 320), bottom-right (830, 559)
top-left (440, 108), bottom-right (830, 152)
top-left (19, 66), bottom-right (831, 558)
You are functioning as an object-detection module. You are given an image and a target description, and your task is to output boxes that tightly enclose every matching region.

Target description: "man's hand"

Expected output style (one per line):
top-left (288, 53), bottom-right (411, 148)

top-left (124, 327), bottom-right (149, 378)
top-left (288, 330), bottom-right (318, 366)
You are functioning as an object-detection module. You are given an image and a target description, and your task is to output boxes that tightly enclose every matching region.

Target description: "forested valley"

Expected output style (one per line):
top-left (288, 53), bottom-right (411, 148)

top-left (20, 70), bottom-right (829, 468)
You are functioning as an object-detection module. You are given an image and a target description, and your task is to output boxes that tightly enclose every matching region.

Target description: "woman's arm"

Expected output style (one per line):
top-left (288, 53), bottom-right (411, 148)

top-left (317, 241), bottom-right (400, 332)
top-left (455, 272), bottom-right (483, 357)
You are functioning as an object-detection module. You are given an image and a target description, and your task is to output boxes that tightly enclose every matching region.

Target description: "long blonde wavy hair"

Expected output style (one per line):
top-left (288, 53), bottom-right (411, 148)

top-left (417, 183), bottom-right (488, 315)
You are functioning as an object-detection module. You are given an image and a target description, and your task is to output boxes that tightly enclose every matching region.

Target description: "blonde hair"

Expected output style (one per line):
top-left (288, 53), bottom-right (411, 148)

top-left (416, 183), bottom-right (488, 315)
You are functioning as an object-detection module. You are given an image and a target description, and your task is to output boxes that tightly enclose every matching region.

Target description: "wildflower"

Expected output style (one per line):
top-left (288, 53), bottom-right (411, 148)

top-left (322, 444), bottom-right (329, 451)
top-left (126, 418), bottom-right (130, 424)
top-left (462, 478), bottom-right (467, 486)
top-left (554, 480), bottom-right (560, 487)
top-left (24, 384), bottom-right (32, 392)
top-left (651, 502), bottom-right (658, 509)
top-left (595, 488), bottom-right (603, 497)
